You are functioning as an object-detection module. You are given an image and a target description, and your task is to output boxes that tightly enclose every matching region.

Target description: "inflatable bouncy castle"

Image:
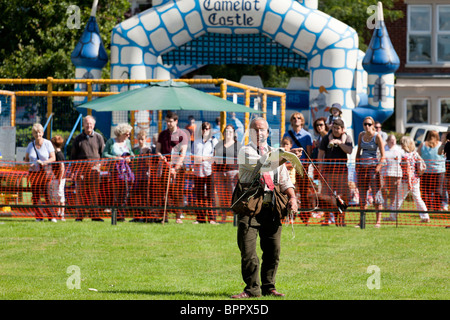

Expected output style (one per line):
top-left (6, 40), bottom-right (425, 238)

top-left (72, 0), bottom-right (399, 140)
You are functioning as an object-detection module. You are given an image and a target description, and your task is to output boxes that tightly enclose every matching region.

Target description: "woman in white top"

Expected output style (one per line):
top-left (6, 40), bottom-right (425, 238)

top-left (192, 122), bottom-right (218, 224)
top-left (25, 123), bottom-right (56, 222)
top-left (381, 135), bottom-right (403, 214)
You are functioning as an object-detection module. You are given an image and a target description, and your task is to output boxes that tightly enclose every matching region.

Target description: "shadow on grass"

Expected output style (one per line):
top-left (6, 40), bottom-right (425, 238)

top-left (101, 289), bottom-right (232, 299)
top-left (0, 218), bottom-right (35, 222)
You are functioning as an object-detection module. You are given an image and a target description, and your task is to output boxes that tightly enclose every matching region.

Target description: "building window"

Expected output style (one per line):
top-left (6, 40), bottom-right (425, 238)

top-left (437, 5), bottom-right (450, 62)
top-left (406, 98), bottom-right (428, 124)
top-left (440, 98), bottom-right (450, 123)
top-left (408, 4), bottom-right (450, 64)
top-left (408, 5), bottom-right (431, 63)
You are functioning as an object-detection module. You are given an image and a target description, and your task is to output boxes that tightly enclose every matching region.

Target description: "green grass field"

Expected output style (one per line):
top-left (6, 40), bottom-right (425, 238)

top-left (0, 218), bottom-right (448, 300)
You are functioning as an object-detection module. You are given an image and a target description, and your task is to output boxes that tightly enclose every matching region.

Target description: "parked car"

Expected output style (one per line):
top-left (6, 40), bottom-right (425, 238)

top-left (405, 124), bottom-right (448, 146)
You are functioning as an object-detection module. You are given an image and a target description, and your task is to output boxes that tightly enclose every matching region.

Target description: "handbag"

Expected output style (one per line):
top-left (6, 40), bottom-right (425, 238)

top-left (415, 152), bottom-right (426, 176)
top-left (231, 179), bottom-right (265, 216)
top-left (32, 141), bottom-right (53, 176)
top-left (272, 183), bottom-right (289, 219)
top-left (32, 141), bottom-right (40, 169)
top-left (116, 153), bottom-right (135, 183)
top-left (231, 162), bottom-right (264, 216)
top-left (266, 169), bottom-right (289, 218)
top-left (231, 161), bottom-right (290, 218)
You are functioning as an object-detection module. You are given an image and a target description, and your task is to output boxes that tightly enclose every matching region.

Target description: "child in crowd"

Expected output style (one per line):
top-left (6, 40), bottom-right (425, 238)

top-left (281, 136), bottom-right (303, 223)
top-left (132, 130), bottom-right (151, 156)
top-left (280, 137), bottom-right (296, 186)
top-left (50, 135), bottom-right (66, 221)
top-left (131, 130), bottom-right (153, 222)
top-left (348, 181), bottom-right (360, 206)
top-left (325, 103), bottom-right (347, 145)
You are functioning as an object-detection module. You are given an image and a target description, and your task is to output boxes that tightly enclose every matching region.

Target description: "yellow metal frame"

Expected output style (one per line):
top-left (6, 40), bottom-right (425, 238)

top-left (0, 90), bottom-right (16, 127)
top-left (0, 78), bottom-right (286, 142)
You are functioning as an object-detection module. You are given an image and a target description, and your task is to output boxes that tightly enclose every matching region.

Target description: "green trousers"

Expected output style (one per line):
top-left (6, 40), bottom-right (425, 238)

top-left (237, 205), bottom-right (282, 296)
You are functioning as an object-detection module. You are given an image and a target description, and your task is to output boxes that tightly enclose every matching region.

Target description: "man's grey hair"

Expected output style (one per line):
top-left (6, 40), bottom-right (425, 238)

top-left (83, 115), bottom-right (96, 125)
top-left (250, 117), bottom-right (269, 129)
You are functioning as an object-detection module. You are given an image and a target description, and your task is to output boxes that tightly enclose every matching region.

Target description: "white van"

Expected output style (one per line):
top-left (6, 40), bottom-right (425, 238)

top-left (404, 124), bottom-right (448, 147)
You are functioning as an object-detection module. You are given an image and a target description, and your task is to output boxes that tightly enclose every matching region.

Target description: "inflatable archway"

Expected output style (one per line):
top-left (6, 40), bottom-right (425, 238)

top-left (73, 0), bottom-right (399, 140)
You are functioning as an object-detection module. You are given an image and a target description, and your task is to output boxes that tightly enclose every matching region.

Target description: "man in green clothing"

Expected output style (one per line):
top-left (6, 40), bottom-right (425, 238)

top-left (231, 117), bottom-right (299, 298)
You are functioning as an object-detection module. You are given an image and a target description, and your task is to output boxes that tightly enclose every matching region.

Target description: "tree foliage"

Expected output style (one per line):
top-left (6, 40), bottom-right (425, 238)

top-left (319, 0), bottom-right (403, 52)
top-left (0, 0), bottom-right (403, 84)
top-left (0, 0), bottom-right (130, 79)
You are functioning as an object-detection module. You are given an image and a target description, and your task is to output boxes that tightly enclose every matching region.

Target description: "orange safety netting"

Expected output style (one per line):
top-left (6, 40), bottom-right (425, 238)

top-left (0, 156), bottom-right (449, 227)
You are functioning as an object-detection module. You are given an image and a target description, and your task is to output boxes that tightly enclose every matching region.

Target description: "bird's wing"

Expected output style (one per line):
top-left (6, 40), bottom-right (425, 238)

top-left (260, 148), bottom-right (304, 177)
top-left (279, 149), bottom-right (304, 177)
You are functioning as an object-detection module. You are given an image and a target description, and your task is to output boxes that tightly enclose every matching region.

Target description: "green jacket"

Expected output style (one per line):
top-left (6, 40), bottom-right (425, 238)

top-left (102, 138), bottom-right (133, 158)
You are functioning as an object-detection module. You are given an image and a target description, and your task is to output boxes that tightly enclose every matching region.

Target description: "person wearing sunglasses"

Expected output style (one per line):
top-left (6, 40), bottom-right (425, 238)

top-left (374, 121), bottom-right (388, 141)
top-left (355, 116), bottom-right (386, 228)
top-left (103, 122), bottom-right (134, 222)
top-left (311, 117), bottom-right (328, 160)
top-left (283, 112), bottom-right (313, 225)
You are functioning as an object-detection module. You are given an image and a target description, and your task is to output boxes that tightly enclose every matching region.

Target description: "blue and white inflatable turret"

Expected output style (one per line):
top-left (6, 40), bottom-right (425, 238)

top-left (71, 0), bottom-right (108, 105)
top-left (353, 2), bottom-right (400, 138)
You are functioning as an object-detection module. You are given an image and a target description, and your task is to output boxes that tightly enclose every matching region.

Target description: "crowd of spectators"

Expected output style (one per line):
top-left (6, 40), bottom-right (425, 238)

top-left (19, 109), bottom-right (450, 225)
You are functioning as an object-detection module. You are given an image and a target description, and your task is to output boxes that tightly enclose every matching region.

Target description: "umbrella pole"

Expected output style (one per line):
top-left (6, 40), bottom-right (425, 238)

top-left (163, 163), bottom-right (171, 225)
